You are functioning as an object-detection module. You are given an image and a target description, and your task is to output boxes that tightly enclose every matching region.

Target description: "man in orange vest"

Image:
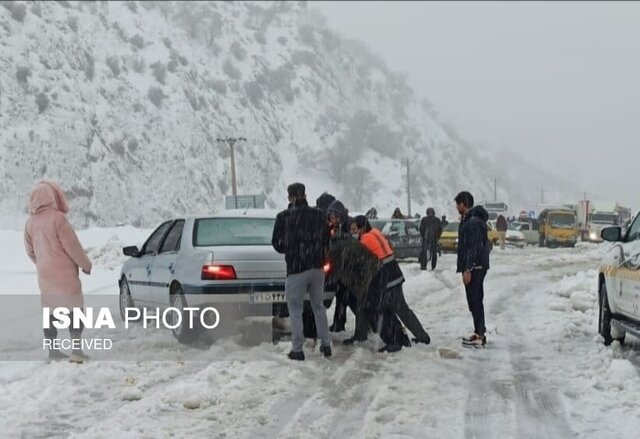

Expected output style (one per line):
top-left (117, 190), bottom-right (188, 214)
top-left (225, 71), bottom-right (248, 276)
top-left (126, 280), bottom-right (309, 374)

top-left (353, 216), bottom-right (431, 352)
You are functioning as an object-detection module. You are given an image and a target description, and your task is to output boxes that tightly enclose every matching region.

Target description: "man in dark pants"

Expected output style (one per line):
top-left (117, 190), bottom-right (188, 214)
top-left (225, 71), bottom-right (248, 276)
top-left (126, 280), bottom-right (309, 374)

top-left (354, 216), bottom-right (430, 352)
top-left (272, 183), bottom-right (332, 361)
top-left (419, 208), bottom-right (442, 271)
top-left (326, 199), bottom-right (353, 332)
top-left (455, 191), bottom-right (491, 348)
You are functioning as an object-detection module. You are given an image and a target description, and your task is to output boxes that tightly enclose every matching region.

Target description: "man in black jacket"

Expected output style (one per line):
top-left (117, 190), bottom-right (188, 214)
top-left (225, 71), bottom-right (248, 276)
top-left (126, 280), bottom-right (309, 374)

top-left (326, 199), bottom-right (353, 332)
top-left (455, 191), bottom-right (491, 348)
top-left (272, 183), bottom-right (331, 360)
top-left (419, 208), bottom-right (443, 271)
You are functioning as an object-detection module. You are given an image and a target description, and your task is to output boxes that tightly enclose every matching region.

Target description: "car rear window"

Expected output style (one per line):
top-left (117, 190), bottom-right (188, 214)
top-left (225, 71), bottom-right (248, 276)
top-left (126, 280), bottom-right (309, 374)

top-left (194, 218), bottom-right (275, 246)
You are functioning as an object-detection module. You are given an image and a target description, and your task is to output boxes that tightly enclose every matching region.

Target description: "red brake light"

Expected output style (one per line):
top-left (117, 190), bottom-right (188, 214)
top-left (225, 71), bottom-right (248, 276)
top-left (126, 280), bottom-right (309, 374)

top-left (323, 262), bottom-right (331, 274)
top-left (201, 264), bottom-right (237, 280)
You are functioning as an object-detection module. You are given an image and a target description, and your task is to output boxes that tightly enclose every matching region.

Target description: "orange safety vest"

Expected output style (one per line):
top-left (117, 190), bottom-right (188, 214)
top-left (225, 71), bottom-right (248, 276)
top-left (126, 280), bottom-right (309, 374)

top-left (360, 228), bottom-right (394, 260)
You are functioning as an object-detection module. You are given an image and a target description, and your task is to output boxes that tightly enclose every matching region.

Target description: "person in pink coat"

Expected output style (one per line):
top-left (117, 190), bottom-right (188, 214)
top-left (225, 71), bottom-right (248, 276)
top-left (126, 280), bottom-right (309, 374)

top-left (24, 181), bottom-right (92, 362)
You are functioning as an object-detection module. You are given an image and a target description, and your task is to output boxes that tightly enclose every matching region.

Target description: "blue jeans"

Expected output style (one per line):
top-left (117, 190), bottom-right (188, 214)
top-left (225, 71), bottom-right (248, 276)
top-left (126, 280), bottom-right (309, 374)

top-left (286, 268), bottom-right (330, 352)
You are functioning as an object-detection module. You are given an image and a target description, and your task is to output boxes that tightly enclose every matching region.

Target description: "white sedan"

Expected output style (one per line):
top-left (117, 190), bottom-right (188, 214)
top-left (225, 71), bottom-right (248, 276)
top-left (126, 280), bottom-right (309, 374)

top-left (118, 209), bottom-right (334, 343)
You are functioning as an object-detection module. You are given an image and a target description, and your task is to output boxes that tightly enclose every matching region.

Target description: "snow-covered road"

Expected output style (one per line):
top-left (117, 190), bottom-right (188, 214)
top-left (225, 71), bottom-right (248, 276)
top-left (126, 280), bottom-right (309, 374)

top-left (1, 229), bottom-right (639, 439)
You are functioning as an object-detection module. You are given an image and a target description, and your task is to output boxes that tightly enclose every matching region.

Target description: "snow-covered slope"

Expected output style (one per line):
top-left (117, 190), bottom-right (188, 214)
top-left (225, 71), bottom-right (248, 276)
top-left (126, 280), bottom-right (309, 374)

top-left (0, 1), bottom-right (567, 228)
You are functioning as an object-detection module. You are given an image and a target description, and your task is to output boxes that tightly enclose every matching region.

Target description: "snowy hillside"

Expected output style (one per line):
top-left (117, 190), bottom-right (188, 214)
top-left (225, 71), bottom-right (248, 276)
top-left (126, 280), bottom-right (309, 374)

top-left (0, 1), bottom-right (567, 228)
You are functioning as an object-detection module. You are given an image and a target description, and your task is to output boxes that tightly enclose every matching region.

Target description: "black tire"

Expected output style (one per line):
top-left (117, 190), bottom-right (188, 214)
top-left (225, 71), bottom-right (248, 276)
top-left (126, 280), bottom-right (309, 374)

top-left (170, 286), bottom-right (199, 345)
top-left (539, 234), bottom-right (545, 247)
top-left (598, 281), bottom-right (614, 346)
top-left (119, 278), bottom-right (139, 322)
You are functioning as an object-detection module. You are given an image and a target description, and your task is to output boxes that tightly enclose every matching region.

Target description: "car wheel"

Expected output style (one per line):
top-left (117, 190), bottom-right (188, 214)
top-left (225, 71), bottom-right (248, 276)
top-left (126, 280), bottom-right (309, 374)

top-left (598, 281), bottom-right (614, 346)
top-left (539, 234), bottom-right (545, 247)
top-left (119, 278), bottom-right (139, 322)
top-left (170, 285), bottom-right (199, 345)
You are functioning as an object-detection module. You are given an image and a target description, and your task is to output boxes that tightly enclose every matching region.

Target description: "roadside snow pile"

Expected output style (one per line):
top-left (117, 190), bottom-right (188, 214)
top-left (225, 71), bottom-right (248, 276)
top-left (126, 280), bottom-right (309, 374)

top-left (570, 291), bottom-right (595, 312)
top-left (86, 235), bottom-right (127, 270)
top-left (605, 359), bottom-right (639, 386)
top-left (546, 269), bottom-right (597, 299)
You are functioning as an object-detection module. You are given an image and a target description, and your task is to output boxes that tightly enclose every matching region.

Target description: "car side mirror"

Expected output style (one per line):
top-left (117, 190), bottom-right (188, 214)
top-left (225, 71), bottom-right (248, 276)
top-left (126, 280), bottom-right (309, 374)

top-left (601, 227), bottom-right (622, 242)
top-left (123, 246), bottom-right (140, 257)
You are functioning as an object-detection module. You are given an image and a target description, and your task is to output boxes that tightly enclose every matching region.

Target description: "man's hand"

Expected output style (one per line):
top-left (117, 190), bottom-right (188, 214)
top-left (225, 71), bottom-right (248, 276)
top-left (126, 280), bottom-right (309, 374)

top-left (462, 270), bottom-right (472, 285)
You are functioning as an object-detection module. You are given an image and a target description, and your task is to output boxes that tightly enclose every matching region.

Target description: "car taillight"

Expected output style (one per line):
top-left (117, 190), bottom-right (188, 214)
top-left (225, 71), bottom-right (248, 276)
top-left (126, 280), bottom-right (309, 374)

top-left (201, 264), bottom-right (237, 280)
top-left (323, 262), bottom-right (331, 274)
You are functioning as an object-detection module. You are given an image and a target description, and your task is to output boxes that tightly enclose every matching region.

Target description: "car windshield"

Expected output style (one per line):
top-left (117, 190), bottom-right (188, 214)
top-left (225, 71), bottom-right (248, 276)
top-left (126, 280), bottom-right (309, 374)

top-left (194, 218), bottom-right (275, 246)
top-left (549, 214), bottom-right (575, 229)
top-left (444, 222), bottom-right (459, 232)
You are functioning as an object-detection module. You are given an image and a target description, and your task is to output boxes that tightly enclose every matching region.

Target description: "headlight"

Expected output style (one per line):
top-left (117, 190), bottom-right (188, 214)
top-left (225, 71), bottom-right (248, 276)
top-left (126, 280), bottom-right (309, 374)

top-left (455, 238), bottom-right (459, 243)
top-left (589, 232), bottom-right (598, 240)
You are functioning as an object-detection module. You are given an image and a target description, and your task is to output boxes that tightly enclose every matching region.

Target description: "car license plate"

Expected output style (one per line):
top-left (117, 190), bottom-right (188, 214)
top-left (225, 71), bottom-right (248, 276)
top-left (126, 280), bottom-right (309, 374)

top-left (252, 292), bottom-right (286, 303)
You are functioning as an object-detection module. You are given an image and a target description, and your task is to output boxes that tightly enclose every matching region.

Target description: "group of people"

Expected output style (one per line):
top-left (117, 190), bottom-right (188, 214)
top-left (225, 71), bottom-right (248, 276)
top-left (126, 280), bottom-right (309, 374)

top-left (272, 183), bottom-right (492, 360)
top-left (24, 179), bottom-right (492, 362)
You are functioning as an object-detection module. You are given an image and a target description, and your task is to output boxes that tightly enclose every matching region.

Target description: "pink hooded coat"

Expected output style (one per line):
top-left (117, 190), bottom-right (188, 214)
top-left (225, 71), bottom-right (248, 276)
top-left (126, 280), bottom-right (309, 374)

top-left (24, 182), bottom-right (92, 308)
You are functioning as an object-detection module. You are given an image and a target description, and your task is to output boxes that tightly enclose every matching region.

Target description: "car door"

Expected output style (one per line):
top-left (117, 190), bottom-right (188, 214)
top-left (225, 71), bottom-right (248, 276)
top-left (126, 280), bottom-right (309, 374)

top-left (149, 220), bottom-right (185, 305)
top-left (130, 221), bottom-right (173, 304)
top-left (620, 216), bottom-right (640, 317)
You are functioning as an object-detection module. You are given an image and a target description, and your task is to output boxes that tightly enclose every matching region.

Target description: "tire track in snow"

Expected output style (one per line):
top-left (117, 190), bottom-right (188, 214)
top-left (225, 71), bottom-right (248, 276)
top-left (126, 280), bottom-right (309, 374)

top-left (253, 347), bottom-right (382, 439)
top-left (463, 248), bottom-right (584, 439)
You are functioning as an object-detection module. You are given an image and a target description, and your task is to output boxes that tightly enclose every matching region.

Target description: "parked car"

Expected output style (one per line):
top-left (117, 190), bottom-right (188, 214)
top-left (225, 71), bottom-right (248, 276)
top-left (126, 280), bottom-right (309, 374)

top-left (511, 220), bottom-right (539, 245)
top-left (488, 220), bottom-right (525, 249)
top-left (598, 213), bottom-right (640, 345)
top-left (486, 221), bottom-right (499, 244)
top-left (440, 221), bottom-right (460, 253)
top-left (370, 218), bottom-right (422, 259)
top-left (118, 210), bottom-right (335, 344)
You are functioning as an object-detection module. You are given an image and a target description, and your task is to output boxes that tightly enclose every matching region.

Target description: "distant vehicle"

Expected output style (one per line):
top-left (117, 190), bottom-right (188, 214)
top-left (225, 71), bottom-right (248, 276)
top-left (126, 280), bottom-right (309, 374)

top-left (538, 208), bottom-right (578, 248)
top-left (481, 201), bottom-right (508, 221)
top-left (510, 221), bottom-right (539, 246)
top-left (438, 220), bottom-right (517, 252)
top-left (488, 220), bottom-right (525, 248)
top-left (598, 213), bottom-right (640, 345)
top-left (486, 221), bottom-right (499, 244)
top-left (118, 210), bottom-right (334, 344)
top-left (439, 221), bottom-right (459, 253)
top-left (370, 219), bottom-right (421, 259)
top-left (587, 211), bottom-right (620, 242)
top-left (575, 200), bottom-right (630, 243)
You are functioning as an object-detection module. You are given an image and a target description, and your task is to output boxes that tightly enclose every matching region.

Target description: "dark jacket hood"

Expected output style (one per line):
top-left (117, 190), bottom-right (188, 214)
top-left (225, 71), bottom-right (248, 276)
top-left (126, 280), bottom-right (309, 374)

top-left (327, 200), bottom-right (348, 220)
top-left (316, 193), bottom-right (336, 213)
top-left (467, 205), bottom-right (489, 222)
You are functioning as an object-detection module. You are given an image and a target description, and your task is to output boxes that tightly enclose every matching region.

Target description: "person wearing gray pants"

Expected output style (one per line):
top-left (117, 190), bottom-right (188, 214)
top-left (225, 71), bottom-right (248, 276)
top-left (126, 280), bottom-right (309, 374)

top-left (286, 268), bottom-right (331, 355)
top-left (272, 182), bottom-right (332, 360)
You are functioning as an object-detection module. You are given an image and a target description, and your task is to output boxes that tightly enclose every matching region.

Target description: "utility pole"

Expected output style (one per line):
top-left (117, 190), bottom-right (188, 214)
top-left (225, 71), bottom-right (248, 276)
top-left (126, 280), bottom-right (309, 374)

top-left (541, 187), bottom-right (544, 204)
top-left (216, 137), bottom-right (247, 201)
top-left (494, 177), bottom-right (498, 202)
top-left (406, 158), bottom-right (412, 217)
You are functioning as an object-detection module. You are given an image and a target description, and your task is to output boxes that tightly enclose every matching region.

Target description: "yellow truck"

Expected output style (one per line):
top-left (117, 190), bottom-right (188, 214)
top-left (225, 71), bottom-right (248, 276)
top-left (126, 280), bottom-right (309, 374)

top-left (538, 208), bottom-right (578, 248)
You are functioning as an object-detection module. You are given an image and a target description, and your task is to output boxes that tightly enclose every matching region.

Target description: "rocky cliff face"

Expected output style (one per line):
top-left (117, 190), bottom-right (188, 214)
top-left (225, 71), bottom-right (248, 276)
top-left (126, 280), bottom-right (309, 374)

top-left (0, 1), bottom-right (568, 228)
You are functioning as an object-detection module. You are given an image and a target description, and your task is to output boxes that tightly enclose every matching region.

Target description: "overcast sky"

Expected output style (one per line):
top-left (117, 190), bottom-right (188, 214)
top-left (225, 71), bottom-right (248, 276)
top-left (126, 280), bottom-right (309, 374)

top-left (312, 1), bottom-right (640, 209)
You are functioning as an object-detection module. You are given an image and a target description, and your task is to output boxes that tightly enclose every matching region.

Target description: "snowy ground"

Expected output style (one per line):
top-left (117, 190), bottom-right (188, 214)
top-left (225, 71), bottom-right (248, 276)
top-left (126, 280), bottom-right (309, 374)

top-left (1, 228), bottom-right (639, 438)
